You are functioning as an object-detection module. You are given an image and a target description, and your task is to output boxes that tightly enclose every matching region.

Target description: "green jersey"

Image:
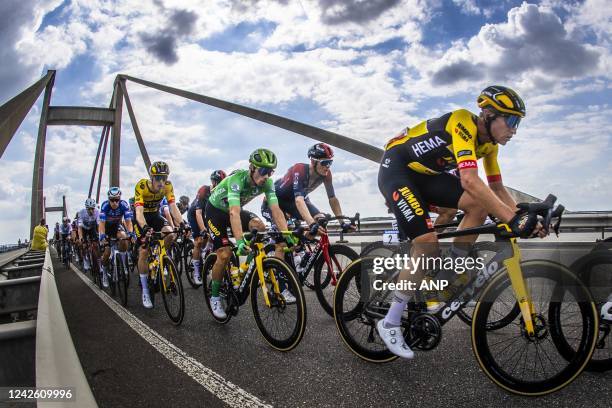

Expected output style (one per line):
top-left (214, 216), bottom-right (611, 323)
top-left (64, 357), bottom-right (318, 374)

top-left (208, 169), bottom-right (278, 212)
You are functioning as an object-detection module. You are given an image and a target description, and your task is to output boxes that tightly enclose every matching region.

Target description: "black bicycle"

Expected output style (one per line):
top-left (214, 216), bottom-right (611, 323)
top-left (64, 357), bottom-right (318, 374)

top-left (202, 229), bottom-right (306, 351)
top-left (334, 195), bottom-right (599, 396)
top-left (101, 237), bottom-right (131, 306)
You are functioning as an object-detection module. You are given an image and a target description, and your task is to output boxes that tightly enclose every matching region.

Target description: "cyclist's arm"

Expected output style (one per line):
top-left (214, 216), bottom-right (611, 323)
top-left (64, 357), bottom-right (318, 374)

top-left (295, 196), bottom-right (316, 225)
top-left (195, 209), bottom-right (206, 231)
top-left (135, 206), bottom-right (146, 228)
top-left (459, 168), bottom-right (515, 222)
top-left (98, 221), bottom-right (105, 236)
top-left (269, 203), bottom-right (289, 232)
top-left (229, 205), bottom-right (244, 241)
top-left (489, 181), bottom-right (517, 210)
top-left (124, 219), bottom-right (134, 234)
top-left (328, 197), bottom-right (343, 218)
top-left (168, 202), bottom-right (183, 227)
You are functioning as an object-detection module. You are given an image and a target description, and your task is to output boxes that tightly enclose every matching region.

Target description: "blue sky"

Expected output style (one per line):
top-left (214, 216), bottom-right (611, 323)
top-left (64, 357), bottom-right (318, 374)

top-left (0, 0), bottom-right (610, 243)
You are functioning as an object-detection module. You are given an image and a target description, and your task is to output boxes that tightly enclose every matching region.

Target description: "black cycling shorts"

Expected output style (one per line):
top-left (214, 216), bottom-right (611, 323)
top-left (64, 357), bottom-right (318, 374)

top-left (204, 202), bottom-right (260, 250)
top-left (378, 149), bottom-right (465, 240)
top-left (135, 212), bottom-right (169, 238)
top-left (261, 198), bottom-right (321, 225)
top-left (81, 227), bottom-right (98, 242)
top-left (104, 222), bottom-right (125, 238)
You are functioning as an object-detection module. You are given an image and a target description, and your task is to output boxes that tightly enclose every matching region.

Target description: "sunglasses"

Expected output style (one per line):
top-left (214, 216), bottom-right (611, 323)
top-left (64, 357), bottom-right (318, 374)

top-left (316, 159), bottom-right (333, 167)
top-left (503, 115), bottom-right (521, 130)
top-left (109, 198), bottom-right (120, 203)
top-left (152, 175), bottom-right (168, 182)
top-left (257, 167), bottom-right (274, 177)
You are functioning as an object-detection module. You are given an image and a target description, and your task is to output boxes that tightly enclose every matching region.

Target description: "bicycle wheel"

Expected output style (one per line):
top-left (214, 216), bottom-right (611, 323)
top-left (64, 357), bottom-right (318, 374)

top-left (250, 257), bottom-right (306, 351)
top-left (359, 240), bottom-right (398, 258)
top-left (455, 242), bottom-right (521, 330)
top-left (109, 259), bottom-right (117, 297)
top-left (314, 244), bottom-right (358, 317)
top-left (116, 253), bottom-right (128, 307)
top-left (201, 252), bottom-right (233, 324)
top-left (334, 257), bottom-right (398, 363)
top-left (169, 242), bottom-right (183, 276)
top-left (557, 250), bottom-right (612, 372)
top-left (472, 260), bottom-right (598, 396)
top-left (160, 255), bottom-right (185, 325)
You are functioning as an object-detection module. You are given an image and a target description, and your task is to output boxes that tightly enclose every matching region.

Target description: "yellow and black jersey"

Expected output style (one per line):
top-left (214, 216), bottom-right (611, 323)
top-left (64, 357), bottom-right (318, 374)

top-left (134, 178), bottom-right (176, 213)
top-left (383, 109), bottom-right (502, 182)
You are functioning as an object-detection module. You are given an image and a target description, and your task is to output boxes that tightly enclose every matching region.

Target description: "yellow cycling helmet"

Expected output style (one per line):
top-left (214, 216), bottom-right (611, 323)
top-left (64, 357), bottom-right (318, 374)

top-left (477, 85), bottom-right (526, 117)
top-left (150, 161), bottom-right (170, 176)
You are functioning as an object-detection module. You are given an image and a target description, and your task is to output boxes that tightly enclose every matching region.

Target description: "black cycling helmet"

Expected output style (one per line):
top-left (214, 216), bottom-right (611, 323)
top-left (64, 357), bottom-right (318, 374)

top-left (308, 143), bottom-right (334, 160)
top-left (210, 170), bottom-right (227, 185)
top-left (477, 85), bottom-right (525, 117)
top-left (150, 161), bottom-right (170, 176)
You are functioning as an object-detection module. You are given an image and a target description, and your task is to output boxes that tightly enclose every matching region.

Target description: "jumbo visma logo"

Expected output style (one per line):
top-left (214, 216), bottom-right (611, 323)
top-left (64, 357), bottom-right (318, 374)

top-left (393, 187), bottom-right (424, 222)
top-left (207, 220), bottom-right (220, 237)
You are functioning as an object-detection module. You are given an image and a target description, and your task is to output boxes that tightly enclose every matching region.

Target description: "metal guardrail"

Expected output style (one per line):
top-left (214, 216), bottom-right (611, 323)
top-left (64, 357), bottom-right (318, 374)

top-left (0, 244), bottom-right (29, 253)
top-left (36, 249), bottom-right (98, 408)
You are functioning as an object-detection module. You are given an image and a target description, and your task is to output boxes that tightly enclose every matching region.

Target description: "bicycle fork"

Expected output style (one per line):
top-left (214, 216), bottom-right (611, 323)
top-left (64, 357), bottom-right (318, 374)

top-left (503, 238), bottom-right (537, 335)
top-left (254, 243), bottom-right (281, 307)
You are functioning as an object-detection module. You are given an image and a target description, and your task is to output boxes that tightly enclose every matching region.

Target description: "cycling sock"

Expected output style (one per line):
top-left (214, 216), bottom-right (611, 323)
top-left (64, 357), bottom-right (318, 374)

top-left (211, 280), bottom-right (221, 297)
top-left (192, 259), bottom-right (201, 274)
top-left (140, 274), bottom-right (149, 294)
top-left (384, 290), bottom-right (411, 327)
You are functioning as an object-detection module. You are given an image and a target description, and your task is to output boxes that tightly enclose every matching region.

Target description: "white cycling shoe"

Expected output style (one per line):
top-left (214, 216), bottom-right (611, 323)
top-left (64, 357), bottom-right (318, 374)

top-left (281, 288), bottom-right (297, 304)
top-left (193, 272), bottom-right (203, 285)
top-left (601, 300), bottom-right (612, 322)
top-left (211, 298), bottom-right (227, 319)
top-left (102, 270), bottom-right (109, 288)
top-left (142, 292), bottom-right (153, 309)
top-left (376, 320), bottom-right (414, 359)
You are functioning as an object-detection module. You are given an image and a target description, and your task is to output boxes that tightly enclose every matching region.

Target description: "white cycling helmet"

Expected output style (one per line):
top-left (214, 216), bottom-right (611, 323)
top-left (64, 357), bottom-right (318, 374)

top-left (85, 198), bottom-right (97, 209)
top-left (108, 186), bottom-right (122, 199)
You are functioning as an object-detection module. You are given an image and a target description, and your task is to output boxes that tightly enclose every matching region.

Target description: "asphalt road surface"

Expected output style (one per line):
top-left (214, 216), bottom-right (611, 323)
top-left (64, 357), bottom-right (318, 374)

top-left (52, 252), bottom-right (611, 408)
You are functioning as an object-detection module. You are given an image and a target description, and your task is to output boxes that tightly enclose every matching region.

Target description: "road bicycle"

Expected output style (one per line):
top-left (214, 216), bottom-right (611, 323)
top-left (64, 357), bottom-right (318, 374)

top-left (333, 195), bottom-right (599, 395)
top-left (144, 230), bottom-right (185, 325)
top-left (100, 237), bottom-right (132, 306)
top-left (202, 229), bottom-right (306, 351)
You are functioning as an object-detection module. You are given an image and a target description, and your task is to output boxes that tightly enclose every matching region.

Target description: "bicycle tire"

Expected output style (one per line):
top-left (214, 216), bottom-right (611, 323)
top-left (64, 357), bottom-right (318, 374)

top-left (314, 244), bottom-right (358, 317)
top-left (359, 240), bottom-right (398, 258)
top-left (334, 257), bottom-right (398, 363)
top-left (159, 255), bottom-right (185, 325)
top-left (556, 250), bottom-right (612, 372)
top-left (472, 260), bottom-right (598, 396)
top-left (201, 252), bottom-right (234, 324)
top-left (116, 253), bottom-right (128, 307)
top-left (250, 257), bottom-right (306, 351)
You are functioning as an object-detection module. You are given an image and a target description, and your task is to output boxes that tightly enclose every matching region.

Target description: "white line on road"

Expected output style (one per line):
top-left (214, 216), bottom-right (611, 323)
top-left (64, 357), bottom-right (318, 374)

top-left (70, 264), bottom-right (272, 408)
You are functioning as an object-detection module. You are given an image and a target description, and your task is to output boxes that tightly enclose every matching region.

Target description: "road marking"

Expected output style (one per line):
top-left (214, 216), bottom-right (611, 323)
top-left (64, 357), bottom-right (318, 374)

top-left (69, 263), bottom-right (272, 408)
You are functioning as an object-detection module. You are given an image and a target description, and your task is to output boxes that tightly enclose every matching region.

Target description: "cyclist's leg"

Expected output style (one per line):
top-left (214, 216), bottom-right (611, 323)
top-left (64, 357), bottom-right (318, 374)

top-left (135, 218), bottom-right (153, 308)
top-left (188, 210), bottom-right (203, 279)
top-left (204, 203), bottom-right (233, 318)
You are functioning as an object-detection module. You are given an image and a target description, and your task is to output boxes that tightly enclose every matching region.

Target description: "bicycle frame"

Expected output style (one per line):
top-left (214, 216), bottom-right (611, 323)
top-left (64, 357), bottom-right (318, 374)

top-left (361, 224), bottom-right (539, 336)
top-left (234, 241), bottom-right (281, 308)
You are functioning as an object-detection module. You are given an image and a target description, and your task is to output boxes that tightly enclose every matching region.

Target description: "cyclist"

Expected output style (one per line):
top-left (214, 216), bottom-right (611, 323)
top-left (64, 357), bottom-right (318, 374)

top-left (177, 195), bottom-right (190, 215)
top-left (78, 198), bottom-right (100, 271)
top-left (59, 217), bottom-right (72, 262)
top-left (53, 222), bottom-right (60, 246)
top-left (187, 170), bottom-right (226, 285)
top-left (134, 161), bottom-right (184, 309)
top-left (261, 142), bottom-right (354, 271)
top-left (375, 85), bottom-right (546, 359)
top-left (71, 213), bottom-right (81, 263)
top-left (99, 187), bottom-right (135, 288)
top-left (204, 149), bottom-right (296, 318)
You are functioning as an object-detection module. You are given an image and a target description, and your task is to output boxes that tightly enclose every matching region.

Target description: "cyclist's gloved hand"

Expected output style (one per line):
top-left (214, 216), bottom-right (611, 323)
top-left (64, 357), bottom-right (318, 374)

top-left (283, 232), bottom-right (298, 248)
top-left (99, 233), bottom-right (106, 243)
top-left (308, 222), bottom-right (320, 236)
top-left (236, 237), bottom-right (250, 256)
top-left (142, 225), bottom-right (153, 236)
top-left (509, 212), bottom-right (538, 238)
top-left (340, 222), bottom-right (354, 233)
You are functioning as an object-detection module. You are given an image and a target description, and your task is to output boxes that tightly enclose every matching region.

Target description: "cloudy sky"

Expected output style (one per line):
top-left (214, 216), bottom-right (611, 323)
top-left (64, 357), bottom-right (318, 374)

top-left (1, 0), bottom-right (610, 243)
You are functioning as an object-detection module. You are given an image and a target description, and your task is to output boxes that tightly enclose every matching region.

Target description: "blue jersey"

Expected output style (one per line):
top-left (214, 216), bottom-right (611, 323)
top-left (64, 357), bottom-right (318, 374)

top-left (99, 200), bottom-right (132, 225)
top-left (159, 197), bottom-right (169, 217)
